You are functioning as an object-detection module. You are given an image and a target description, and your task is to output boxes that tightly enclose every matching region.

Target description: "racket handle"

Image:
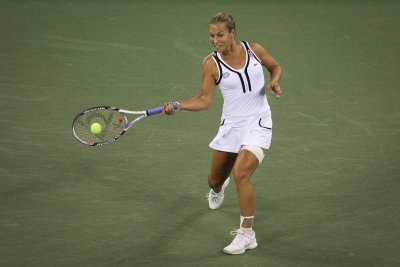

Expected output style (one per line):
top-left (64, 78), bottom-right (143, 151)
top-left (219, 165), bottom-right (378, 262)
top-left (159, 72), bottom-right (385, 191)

top-left (146, 102), bottom-right (179, 116)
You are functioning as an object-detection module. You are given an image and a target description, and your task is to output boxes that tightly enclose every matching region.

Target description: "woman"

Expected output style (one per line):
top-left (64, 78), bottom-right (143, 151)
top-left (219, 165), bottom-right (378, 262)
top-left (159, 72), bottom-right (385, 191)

top-left (163, 12), bottom-right (282, 255)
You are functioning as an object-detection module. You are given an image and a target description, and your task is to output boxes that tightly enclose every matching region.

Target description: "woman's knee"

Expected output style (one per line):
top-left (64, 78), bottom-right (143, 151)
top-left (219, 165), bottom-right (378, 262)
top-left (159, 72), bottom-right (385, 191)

top-left (232, 167), bottom-right (249, 185)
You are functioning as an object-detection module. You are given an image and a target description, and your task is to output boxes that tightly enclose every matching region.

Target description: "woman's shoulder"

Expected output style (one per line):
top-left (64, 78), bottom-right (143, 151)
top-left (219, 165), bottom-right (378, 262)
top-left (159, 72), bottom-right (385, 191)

top-left (247, 42), bottom-right (266, 52)
top-left (202, 52), bottom-right (215, 65)
top-left (246, 42), bottom-right (269, 59)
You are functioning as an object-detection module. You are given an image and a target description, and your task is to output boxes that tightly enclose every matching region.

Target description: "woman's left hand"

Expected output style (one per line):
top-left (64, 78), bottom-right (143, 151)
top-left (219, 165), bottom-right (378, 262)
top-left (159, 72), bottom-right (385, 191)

top-left (268, 83), bottom-right (281, 99)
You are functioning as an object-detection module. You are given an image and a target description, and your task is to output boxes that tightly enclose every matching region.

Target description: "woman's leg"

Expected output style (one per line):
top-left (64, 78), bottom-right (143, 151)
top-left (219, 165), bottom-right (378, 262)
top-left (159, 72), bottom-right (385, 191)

top-left (232, 148), bottom-right (266, 226)
top-left (208, 150), bottom-right (237, 192)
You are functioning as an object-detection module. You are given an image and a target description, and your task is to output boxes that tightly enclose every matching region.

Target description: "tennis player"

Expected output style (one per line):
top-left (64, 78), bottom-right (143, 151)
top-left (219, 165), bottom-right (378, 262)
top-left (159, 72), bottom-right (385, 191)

top-left (163, 12), bottom-right (282, 254)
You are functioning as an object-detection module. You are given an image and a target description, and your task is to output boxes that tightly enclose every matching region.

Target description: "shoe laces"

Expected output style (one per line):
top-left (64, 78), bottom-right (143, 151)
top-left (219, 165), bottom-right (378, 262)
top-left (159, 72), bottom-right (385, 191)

top-left (230, 229), bottom-right (244, 236)
top-left (205, 190), bottom-right (222, 202)
top-left (229, 229), bottom-right (245, 244)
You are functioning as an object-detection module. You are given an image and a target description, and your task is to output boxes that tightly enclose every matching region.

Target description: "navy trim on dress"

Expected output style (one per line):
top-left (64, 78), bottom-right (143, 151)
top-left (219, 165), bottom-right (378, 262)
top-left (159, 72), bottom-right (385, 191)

top-left (213, 52), bottom-right (223, 85)
top-left (259, 118), bottom-right (272, 130)
top-left (242, 41), bottom-right (252, 92)
top-left (243, 41), bottom-right (262, 65)
top-left (217, 58), bottom-right (246, 93)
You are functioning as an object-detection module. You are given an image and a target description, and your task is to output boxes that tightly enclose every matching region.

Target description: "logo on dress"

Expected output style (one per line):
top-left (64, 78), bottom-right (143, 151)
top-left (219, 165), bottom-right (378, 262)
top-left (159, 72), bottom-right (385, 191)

top-left (222, 72), bottom-right (230, 78)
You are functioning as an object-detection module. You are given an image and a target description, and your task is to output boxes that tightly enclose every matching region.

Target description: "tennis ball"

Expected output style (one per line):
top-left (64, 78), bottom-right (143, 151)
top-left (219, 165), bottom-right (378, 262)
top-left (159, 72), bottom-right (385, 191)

top-left (90, 122), bottom-right (102, 134)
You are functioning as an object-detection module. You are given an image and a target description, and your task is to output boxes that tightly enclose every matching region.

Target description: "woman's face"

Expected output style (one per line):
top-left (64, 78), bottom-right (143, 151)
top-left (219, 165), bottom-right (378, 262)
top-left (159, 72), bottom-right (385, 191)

top-left (209, 23), bottom-right (235, 52)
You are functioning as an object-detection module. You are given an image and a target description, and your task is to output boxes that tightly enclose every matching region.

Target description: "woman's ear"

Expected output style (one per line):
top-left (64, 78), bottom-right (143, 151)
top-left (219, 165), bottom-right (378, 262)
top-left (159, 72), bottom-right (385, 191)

top-left (231, 29), bottom-right (236, 39)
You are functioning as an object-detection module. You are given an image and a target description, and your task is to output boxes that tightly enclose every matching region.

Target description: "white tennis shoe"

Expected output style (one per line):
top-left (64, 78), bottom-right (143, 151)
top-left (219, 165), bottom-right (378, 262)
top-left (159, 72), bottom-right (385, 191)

top-left (206, 177), bottom-right (230, 210)
top-left (223, 229), bottom-right (258, 255)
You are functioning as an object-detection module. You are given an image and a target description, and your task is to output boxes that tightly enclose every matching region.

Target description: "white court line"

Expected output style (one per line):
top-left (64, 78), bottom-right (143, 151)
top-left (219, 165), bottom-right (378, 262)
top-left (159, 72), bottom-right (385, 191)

top-left (336, 113), bottom-right (375, 137)
top-left (296, 112), bottom-right (320, 122)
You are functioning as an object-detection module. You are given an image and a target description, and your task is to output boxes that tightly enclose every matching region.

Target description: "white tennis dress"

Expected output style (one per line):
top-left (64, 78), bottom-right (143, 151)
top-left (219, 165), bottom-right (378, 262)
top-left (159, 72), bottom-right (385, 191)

top-left (209, 41), bottom-right (273, 153)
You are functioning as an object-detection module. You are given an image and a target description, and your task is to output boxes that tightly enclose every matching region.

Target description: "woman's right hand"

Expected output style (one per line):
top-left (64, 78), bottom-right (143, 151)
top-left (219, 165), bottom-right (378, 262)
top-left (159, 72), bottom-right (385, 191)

top-left (162, 102), bottom-right (180, 115)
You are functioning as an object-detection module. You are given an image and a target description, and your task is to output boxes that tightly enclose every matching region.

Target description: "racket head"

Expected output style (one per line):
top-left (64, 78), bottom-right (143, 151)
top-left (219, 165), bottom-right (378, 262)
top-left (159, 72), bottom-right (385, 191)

top-left (72, 106), bottom-right (128, 146)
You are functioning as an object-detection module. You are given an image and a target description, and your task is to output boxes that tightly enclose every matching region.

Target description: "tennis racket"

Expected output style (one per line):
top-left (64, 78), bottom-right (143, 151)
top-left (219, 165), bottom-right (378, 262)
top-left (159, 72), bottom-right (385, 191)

top-left (72, 102), bottom-right (179, 146)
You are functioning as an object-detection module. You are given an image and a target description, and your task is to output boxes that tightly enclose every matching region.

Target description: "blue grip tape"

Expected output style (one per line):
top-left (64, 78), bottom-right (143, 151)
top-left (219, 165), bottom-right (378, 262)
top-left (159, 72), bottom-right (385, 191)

top-left (146, 102), bottom-right (179, 116)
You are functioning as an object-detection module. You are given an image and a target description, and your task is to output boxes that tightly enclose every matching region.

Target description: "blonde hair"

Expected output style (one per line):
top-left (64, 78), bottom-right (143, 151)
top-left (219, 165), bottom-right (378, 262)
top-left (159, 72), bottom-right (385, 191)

top-left (210, 12), bottom-right (236, 34)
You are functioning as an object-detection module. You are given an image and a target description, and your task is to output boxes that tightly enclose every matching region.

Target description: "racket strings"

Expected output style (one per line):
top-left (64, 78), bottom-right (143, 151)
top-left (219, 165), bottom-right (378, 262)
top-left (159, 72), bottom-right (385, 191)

top-left (73, 109), bottom-right (126, 144)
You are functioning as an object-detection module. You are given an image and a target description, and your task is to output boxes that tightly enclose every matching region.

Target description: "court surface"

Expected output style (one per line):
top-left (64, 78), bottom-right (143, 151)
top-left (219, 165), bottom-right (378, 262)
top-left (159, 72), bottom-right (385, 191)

top-left (1, 1), bottom-right (399, 266)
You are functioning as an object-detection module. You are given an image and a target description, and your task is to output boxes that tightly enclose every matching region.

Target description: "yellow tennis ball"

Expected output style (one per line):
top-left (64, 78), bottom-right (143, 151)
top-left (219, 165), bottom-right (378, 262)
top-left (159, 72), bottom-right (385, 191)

top-left (90, 122), bottom-right (102, 134)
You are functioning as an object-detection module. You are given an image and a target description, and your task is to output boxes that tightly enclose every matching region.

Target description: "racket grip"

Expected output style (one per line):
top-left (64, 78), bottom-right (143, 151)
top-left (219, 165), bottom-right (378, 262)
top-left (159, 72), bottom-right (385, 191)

top-left (146, 102), bottom-right (179, 116)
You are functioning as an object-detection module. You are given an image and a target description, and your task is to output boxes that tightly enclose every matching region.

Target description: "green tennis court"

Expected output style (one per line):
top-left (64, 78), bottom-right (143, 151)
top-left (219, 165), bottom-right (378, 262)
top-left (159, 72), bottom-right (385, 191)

top-left (1, 1), bottom-right (399, 266)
